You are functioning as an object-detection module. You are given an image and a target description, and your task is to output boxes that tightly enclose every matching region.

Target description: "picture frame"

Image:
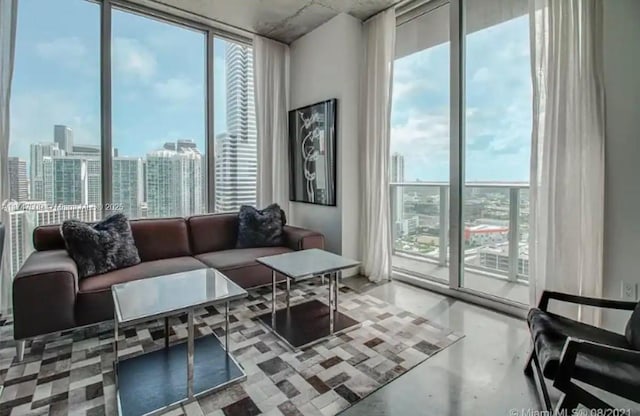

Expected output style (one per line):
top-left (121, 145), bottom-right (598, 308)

top-left (288, 99), bottom-right (337, 206)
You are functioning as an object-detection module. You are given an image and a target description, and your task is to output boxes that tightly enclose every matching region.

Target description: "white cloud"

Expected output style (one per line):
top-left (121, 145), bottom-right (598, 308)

top-left (153, 77), bottom-right (201, 102)
top-left (113, 37), bottom-right (156, 81)
top-left (393, 78), bottom-right (435, 102)
top-left (36, 37), bottom-right (87, 61)
top-left (9, 90), bottom-right (100, 160)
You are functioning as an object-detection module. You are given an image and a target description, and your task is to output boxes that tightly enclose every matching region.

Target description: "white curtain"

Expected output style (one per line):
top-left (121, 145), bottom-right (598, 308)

top-left (529, 0), bottom-right (605, 325)
top-left (360, 9), bottom-right (396, 283)
top-left (253, 35), bottom-right (290, 211)
top-left (0, 0), bottom-right (18, 314)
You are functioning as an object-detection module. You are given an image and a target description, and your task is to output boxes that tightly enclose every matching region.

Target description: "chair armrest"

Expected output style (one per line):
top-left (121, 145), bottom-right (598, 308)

top-left (538, 290), bottom-right (637, 311)
top-left (567, 338), bottom-right (640, 365)
top-left (555, 336), bottom-right (640, 389)
top-left (13, 250), bottom-right (79, 340)
top-left (283, 225), bottom-right (325, 251)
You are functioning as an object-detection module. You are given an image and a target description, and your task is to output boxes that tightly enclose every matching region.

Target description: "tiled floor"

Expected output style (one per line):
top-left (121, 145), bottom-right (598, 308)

top-left (340, 278), bottom-right (540, 416)
top-left (340, 278), bottom-right (640, 416)
top-left (393, 254), bottom-right (529, 305)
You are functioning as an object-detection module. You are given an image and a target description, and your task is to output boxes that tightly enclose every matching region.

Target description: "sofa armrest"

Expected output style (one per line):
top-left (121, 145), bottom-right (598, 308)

top-left (13, 250), bottom-right (79, 340)
top-left (283, 225), bottom-right (325, 251)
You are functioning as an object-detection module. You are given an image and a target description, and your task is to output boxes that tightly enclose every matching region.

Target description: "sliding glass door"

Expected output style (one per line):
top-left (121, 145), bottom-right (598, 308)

top-left (460, 0), bottom-right (531, 304)
top-left (391, 1), bottom-right (451, 284)
top-left (391, 0), bottom-right (532, 308)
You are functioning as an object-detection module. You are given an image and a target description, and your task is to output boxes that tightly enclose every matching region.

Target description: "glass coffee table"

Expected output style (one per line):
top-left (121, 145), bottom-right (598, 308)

top-left (256, 248), bottom-right (361, 349)
top-left (111, 268), bottom-right (247, 416)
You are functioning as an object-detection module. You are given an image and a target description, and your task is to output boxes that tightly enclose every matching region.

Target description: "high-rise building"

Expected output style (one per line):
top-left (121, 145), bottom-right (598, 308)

top-left (391, 153), bottom-right (405, 225)
top-left (86, 158), bottom-right (101, 206)
top-left (8, 210), bottom-right (27, 278)
top-left (30, 142), bottom-right (62, 200)
top-left (8, 157), bottom-right (28, 201)
top-left (54, 125), bottom-right (74, 153)
top-left (50, 157), bottom-right (87, 205)
top-left (113, 157), bottom-right (144, 218)
top-left (391, 152), bottom-right (405, 182)
top-left (7, 201), bottom-right (98, 277)
top-left (146, 143), bottom-right (203, 218)
top-left (215, 43), bottom-right (257, 212)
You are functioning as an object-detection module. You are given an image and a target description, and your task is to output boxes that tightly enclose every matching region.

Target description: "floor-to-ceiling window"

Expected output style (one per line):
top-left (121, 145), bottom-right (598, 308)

top-left (8, 0), bottom-right (101, 279)
top-left (391, 0), bottom-right (532, 307)
top-left (461, 0), bottom-right (531, 304)
top-left (5, 0), bottom-right (257, 299)
top-left (111, 9), bottom-right (207, 218)
top-left (391, 1), bottom-right (450, 284)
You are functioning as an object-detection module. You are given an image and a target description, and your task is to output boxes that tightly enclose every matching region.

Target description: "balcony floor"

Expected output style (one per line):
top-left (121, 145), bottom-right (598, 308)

top-left (392, 254), bottom-right (529, 305)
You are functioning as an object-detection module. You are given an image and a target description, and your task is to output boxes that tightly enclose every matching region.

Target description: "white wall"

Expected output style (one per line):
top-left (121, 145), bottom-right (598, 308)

top-left (602, 0), bottom-right (640, 331)
top-left (288, 13), bottom-right (362, 271)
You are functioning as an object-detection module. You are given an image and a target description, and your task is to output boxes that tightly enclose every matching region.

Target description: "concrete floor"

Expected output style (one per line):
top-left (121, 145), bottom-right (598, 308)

top-left (340, 278), bottom-right (541, 416)
top-left (393, 254), bottom-right (530, 305)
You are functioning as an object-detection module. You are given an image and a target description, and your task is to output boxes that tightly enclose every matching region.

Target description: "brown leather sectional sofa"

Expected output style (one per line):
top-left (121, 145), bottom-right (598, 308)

top-left (12, 212), bottom-right (324, 344)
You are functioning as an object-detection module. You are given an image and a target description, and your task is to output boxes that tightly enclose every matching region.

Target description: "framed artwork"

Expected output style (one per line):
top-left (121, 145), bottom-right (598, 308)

top-left (288, 99), bottom-right (337, 206)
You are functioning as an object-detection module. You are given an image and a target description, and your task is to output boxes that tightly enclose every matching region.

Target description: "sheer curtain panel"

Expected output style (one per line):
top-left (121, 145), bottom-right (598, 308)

top-left (360, 9), bottom-right (396, 283)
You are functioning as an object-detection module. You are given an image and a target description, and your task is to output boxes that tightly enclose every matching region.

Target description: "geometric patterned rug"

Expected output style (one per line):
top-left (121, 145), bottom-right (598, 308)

top-left (0, 278), bottom-right (463, 416)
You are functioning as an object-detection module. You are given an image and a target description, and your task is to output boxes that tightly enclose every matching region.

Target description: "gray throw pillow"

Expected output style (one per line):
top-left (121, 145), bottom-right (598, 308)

top-left (236, 204), bottom-right (287, 249)
top-left (61, 213), bottom-right (141, 279)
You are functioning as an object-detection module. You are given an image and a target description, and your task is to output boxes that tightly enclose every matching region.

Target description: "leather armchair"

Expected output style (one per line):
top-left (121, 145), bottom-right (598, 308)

top-left (525, 290), bottom-right (640, 412)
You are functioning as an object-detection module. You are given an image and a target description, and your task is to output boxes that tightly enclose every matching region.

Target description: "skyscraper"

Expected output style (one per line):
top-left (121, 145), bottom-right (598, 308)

top-left (113, 157), bottom-right (144, 217)
top-left (146, 143), bottom-right (203, 218)
top-left (391, 152), bottom-right (405, 183)
top-left (391, 153), bottom-right (405, 225)
top-left (86, 158), bottom-right (101, 206)
top-left (30, 142), bottom-right (62, 200)
top-left (50, 157), bottom-right (87, 205)
top-left (54, 125), bottom-right (74, 153)
top-left (7, 201), bottom-right (98, 277)
top-left (215, 43), bottom-right (257, 212)
top-left (8, 157), bottom-right (28, 201)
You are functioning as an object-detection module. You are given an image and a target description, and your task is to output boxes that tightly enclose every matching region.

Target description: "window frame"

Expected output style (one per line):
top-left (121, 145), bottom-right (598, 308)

top-left (391, 0), bottom-right (532, 315)
top-left (99, 0), bottom-right (253, 216)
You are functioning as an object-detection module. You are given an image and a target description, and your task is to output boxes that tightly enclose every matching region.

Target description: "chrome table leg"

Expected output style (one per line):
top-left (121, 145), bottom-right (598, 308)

top-left (271, 270), bottom-right (277, 329)
top-left (225, 301), bottom-right (230, 352)
top-left (334, 271), bottom-right (340, 312)
top-left (187, 310), bottom-right (194, 398)
top-left (286, 276), bottom-right (291, 308)
top-left (329, 273), bottom-right (335, 334)
top-left (164, 317), bottom-right (169, 348)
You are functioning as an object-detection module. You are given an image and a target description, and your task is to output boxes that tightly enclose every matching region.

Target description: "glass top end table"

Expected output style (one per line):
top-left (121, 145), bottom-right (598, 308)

top-left (112, 268), bottom-right (248, 416)
top-left (256, 249), bottom-right (361, 349)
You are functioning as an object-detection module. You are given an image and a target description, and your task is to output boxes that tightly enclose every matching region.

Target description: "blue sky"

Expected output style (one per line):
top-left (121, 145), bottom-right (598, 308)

top-left (10, 0), bottom-right (228, 162)
top-left (391, 14), bottom-right (532, 183)
top-left (10, 1), bottom-right (531, 183)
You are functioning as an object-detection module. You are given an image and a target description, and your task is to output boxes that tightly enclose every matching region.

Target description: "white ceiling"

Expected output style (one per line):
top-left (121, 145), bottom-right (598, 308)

top-left (147, 0), bottom-right (402, 43)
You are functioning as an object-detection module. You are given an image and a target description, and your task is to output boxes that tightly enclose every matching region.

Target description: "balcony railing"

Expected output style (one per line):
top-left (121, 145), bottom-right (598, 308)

top-left (390, 182), bottom-right (530, 284)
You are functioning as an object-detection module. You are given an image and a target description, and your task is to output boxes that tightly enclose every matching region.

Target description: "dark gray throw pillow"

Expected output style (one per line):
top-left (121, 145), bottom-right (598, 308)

top-left (61, 213), bottom-right (141, 279)
top-left (236, 204), bottom-right (287, 249)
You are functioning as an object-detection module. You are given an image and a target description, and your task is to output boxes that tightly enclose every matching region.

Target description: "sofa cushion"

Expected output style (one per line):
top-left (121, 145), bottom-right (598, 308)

top-left (61, 213), bottom-right (141, 279)
top-left (188, 213), bottom-right (239, 254)
top-left (195, 246), bottom-right (292, 271)
top-left (76, 256), bottom-right (207, 326)
top-left (236, 204), bottom-right (287, 249)
top-left (130, 218), bottom-right (191, 261)
top-left (79, 256), bottom-right (206, 293)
